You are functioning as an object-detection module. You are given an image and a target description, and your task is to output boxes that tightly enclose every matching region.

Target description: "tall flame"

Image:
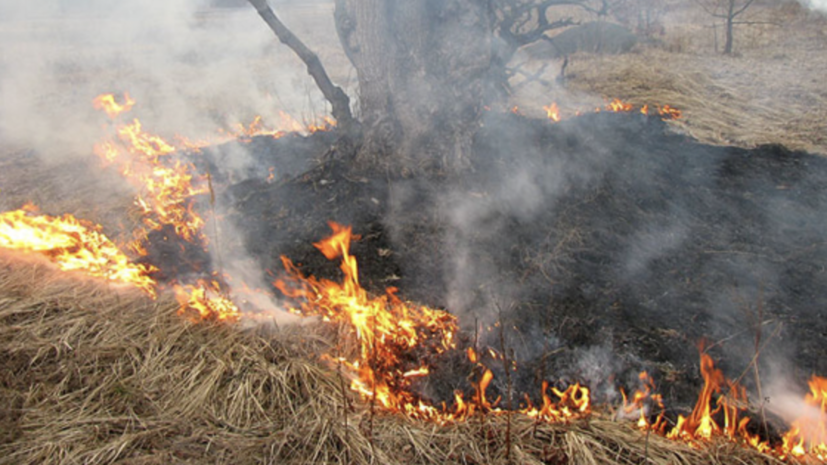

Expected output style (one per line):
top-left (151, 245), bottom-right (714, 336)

top-left (275, 222), bottom-right (458, 417)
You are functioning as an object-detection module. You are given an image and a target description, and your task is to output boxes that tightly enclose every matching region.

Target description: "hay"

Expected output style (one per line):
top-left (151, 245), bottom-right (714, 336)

top-left (0, 251), bottom-right (787, 464)
top-left (562, 48), bottom-right (827, 156)
top-left (510, 3), bottom-right (827, 158)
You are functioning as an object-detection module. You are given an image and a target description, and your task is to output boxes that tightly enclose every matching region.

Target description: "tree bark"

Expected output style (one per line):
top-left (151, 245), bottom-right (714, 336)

top-left (724, 0), bottom-right (735, 54)
top-left (336, 0), bottom-right (493, 174)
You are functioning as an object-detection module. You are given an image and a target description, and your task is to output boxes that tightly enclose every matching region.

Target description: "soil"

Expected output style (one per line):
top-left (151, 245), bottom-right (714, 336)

top-left (196, 112), bottom-right (827, 424)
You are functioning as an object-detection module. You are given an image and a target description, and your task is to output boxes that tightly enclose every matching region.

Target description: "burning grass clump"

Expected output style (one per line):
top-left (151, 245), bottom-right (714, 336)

top-left (0, 251), bottom-right (786, 465)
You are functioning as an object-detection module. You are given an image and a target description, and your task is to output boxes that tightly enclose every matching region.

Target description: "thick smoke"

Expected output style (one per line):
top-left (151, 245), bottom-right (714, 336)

top-left (0, 0), bottom-right (339, 157)
top-left (0, 0), bottom-right (346, 324)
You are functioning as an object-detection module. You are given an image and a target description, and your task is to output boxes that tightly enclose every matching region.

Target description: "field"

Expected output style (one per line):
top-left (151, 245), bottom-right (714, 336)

top-left (2, 1), bottom-right (827, 464)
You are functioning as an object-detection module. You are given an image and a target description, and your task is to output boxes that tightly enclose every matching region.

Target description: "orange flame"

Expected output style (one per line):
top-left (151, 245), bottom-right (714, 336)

top-left (93, 93), bottom-right (136, 119)
top-left (0, 205), bottom-right (156, 296)
top-left (781, 376), bottom-right (827, 460)
top-left (543, 99), bottom-right (681, 124)
top-left (607, 98), bottom-right (634, 113)
top-left (174, 280), bottom-right (240, 322)
top-left (522, 381), bottom-right (591, 422)
top-left (275, 222), bottom-right (596, 424)
top-left (665, 349), bottom-right (766, 451)
top-left (275, 222), bottom-right (458, 419)
top-left (621, 371), bottom-right (665, 431)
top-left (544, 102), bottom-right (561, 122)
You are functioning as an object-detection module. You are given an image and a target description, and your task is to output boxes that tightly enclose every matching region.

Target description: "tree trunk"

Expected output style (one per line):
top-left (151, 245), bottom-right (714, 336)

top-left (724, 0), bottom-right (735, 54)
top-left (335, 0), bottom-right (493, 174)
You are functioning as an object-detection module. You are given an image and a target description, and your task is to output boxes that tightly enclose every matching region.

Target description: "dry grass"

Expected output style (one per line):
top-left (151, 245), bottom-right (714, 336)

top-left (511, 1), bottom-right (827, 156)
top-left (0, 251), bottom-right (788, 464)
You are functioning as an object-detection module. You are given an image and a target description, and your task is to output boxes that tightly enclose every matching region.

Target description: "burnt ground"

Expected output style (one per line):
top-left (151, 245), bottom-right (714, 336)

top-left (195, 111), bottom-right (827, 425)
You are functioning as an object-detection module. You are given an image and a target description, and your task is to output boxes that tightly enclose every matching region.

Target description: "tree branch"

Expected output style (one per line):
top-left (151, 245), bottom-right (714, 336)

top-left (248, 0), bottom-right (359, 136)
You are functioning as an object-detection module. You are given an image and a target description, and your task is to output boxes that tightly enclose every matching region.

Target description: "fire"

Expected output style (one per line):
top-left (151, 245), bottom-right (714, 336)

top-left (523, 381), bottom-right (591, 422)
top-left (93, 92), bottom-right (135, 119)
top-left (0, 205), bottom-right (156, 296)
top-left (665, 350), bottom-right (763, 449)
top-left (781, 376), bottom-right (827, 460)
top-left (621, 371), bottom-right (665, 431)
top-left (18, 91), bottom-right (827, 462)
top-left (275, 222), bottom-right (459, 418)
top-left (94, 116), bottom-right (208, 245)
top-left (607, 98), bottom-right (634, 112)
top-left (542, 99), bottom-right (682, 124)
top-left (174, 280), bottom-right (240, 322)
top-left (274, 222), bottom-right (596, 424)
top-left (544, 102), bottom-right (561, 122)
top-left (658, 104), bottom-right (682, 119)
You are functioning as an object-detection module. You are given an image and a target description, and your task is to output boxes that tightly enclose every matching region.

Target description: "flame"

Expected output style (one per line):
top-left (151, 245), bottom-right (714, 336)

top-left (544, 103), bottom-right (561, 122)
top-left (607, 98), bottom-right (634, 113)
top-left (780, 376), bottom-right (827, 460)
top-left (93, 93), bottom-right (135, 119)
top-left (621, 371), bottom-right (665, 431)
top-left (0, 205), bottom-right (156, 296)
top-left (664, 349), bottom-right (767, 451)
top-left (658, 104), bottom-right (682, 119)
top-left (275, 222), bottom-right (459, 419)
top-left (174, 280), bottom-right (240, 322)
top-left (522, 381), bottom-right (591, 422)
top-left (22, 92), bottom-right (827, 462)
top-left (543, 99), bottom-right (681, 124)
top-left (274, 222), bottom-right (596, 424)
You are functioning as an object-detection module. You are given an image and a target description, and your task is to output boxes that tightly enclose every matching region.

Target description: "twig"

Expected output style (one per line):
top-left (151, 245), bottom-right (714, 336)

top-left (369, 309), bottom-right (377, 450)
top-left (206, 171), bottom-right (224, 279)
top-left (498, 310), bottom-right (513, 464)
top-left (335, 322), bottom-right (350, 463)
top-left (732, 321), bottom-right (783, 387)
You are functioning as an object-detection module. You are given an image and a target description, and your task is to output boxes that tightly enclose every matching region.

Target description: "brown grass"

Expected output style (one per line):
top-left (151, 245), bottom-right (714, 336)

top-left (0, 251), bottom-right (788, 464)
top-left (511, 1), bottom-right (827, 156)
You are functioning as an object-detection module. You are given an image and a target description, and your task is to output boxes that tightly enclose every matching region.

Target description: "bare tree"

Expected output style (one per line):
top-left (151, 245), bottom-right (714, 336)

top-left (249, 0), bottom-right (595, 174)
top-left (609, 0), bottom-right (667, 37)
top-left (695, 0), bottom-right (759, 54)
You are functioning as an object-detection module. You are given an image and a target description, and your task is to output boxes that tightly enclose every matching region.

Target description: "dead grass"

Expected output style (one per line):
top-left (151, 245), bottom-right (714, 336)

top-left (511, 1), bottom-right (827, 156)
top-left (0, 251), bottom-right (788, 464)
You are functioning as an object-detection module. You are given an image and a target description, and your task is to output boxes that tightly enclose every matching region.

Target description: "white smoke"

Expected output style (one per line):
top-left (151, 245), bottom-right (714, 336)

top-left (0, 0), bottom-right (342, 158)
top-left (801, 0), bottom-right (827, 14)
top-left (0, 0), bottom-right (346, 325)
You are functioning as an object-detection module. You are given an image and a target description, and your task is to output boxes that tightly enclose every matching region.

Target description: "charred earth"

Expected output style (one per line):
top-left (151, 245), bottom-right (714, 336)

top-left (207, 111), bottom-right (827, 414)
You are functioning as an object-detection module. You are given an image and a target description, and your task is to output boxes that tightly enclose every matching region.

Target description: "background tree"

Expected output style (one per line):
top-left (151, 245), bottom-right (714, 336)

top-left (250, 0), bottom-right (599, 173)
top-left (695, 0), bottom-right (758, 54)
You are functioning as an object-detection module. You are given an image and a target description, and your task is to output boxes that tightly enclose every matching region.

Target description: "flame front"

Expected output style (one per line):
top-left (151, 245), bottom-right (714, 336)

top-left (0, 206), bottom-right (156, 296)
top-left (276, 222), bottom-right (458, 418)
top-left (781, 376), bottom-right (827, 460)
top-left (543, 98), bottom-right (682, 123)
top-left (275, 222), bottom-right (594, 424)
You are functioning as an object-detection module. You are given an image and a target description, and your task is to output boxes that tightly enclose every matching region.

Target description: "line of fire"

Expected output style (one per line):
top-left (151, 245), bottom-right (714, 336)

top-left (0, 91), bottom-right (824, 462)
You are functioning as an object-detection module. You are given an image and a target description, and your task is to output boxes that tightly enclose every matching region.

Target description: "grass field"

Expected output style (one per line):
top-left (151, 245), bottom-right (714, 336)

top-left (1, 1), bottom-right (826, 463)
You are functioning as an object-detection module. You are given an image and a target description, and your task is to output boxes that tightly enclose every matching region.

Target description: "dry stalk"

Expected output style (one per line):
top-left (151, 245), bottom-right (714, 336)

top-left (498, 312), bottom-right (514, 464)
top-left (335, 321), bottom-right (350, 463)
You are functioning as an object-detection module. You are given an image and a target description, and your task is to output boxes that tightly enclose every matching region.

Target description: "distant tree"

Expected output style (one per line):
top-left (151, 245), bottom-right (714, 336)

top-left (248, 0), bottom-right (604, 173)
top-left (609, 0), bottom-right (668, 37)
top-left (695, 0), bottom-right (759, 54)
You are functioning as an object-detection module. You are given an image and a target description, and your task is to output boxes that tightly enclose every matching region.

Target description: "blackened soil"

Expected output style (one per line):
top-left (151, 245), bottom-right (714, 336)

top-left (205, 112), bottom-right (827, 420)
